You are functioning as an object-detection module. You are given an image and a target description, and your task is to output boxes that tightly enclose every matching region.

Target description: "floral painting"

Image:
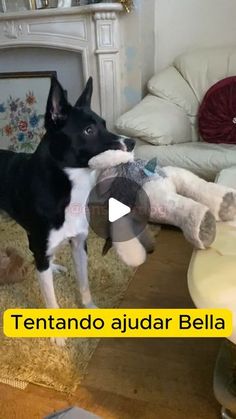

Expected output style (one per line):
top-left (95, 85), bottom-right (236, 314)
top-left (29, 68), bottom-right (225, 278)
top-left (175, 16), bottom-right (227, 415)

top-left (0, 72), bottom-right (56, 153)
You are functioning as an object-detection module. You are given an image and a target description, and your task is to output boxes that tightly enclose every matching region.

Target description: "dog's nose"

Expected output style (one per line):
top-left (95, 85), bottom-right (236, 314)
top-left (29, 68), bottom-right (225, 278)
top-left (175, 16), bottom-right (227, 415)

top-left (124, 138), bottom-right (135, 151)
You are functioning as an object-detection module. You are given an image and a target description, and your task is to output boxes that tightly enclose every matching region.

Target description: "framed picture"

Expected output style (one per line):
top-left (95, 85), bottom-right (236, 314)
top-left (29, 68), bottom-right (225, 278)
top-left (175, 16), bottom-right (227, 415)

top-left (1, 0), bottom-right (29, 12)
top-left (57, 0), bottom-right (72, 7)
top-left (32, 0), bottom-right (58, 9)
top-left (0, 71), bottom-right (57, 153)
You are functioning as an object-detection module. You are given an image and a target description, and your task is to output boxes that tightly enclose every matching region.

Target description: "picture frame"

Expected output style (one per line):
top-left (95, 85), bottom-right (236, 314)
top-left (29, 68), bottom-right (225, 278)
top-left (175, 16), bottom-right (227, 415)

top-left (57, 0), bottom-right (72, 7)
top-left (28, 0), bottom-right (36, 9)
top-left (1, 0), bottom-right (29, 12)
top-left (0, 71), bottom-right (57, 153)
top-left (32, 0), bottom-right (58, 9)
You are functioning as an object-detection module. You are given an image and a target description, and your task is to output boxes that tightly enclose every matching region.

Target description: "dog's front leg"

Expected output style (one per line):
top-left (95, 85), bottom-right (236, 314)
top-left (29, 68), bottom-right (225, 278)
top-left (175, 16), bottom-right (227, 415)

top-left (37, 266), bottom-right (59, 309)
top-left (33, 248), bottom-right (65, 346)
top-left (28, 234), bottom-right (60, 310)
top-left (37, 266), bottom-right (66, 347)
top-left (71, 234), bottom-right (97, 308)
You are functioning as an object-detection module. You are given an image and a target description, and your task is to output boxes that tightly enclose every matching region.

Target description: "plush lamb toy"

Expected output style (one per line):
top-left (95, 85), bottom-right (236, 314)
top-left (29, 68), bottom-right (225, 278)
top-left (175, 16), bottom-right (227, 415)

top-left (89, 150), bottom-right (236, 267)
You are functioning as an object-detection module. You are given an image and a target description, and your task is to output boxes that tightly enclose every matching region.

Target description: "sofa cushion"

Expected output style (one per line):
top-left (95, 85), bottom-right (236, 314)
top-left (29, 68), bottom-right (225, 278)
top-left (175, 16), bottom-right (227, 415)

top-left (199, 77), bottom-right (236, 144)
top-left (147, 66), bottom-right (199, 116)
top-left (215, 166), bottom-right (236, 189)
top-left (134, 141), bottom-right (236, 180)
top-left (174, 47), bottom-right (236, 103)
top-left (116, 95), bottom-right (191, 146)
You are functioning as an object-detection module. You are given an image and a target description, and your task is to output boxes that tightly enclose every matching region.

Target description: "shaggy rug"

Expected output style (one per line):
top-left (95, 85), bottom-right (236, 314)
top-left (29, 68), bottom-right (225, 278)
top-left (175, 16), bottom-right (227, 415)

top-left (0, 219), bottom-right (135, 393)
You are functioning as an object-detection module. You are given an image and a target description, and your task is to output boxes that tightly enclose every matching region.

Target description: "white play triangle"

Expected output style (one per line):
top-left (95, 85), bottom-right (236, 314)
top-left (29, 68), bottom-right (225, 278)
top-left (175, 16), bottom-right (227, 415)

top-left (108, 197), bottom-right (131, 223)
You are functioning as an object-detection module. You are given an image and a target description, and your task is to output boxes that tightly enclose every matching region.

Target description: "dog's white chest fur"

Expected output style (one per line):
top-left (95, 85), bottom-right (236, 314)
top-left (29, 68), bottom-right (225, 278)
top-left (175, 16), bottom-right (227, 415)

top-left (47, 168), bottom-right (96, 256)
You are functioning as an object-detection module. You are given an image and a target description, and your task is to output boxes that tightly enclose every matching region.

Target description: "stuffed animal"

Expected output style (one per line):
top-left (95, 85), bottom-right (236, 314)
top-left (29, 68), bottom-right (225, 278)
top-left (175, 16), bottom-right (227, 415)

top-left (0, 247), bottom-right (29, 285)
top-left (89, 150), bottom-right (236, 267)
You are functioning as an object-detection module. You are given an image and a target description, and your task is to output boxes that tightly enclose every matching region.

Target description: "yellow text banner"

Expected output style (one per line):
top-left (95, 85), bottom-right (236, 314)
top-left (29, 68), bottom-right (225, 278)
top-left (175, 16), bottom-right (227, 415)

top-left (3, 308), bottom-right (232, 338)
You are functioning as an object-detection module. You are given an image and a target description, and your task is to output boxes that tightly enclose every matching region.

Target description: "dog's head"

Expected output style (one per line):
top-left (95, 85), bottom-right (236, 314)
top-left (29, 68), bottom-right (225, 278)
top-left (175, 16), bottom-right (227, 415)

top-left (45, 77), bottom-right (135, 168)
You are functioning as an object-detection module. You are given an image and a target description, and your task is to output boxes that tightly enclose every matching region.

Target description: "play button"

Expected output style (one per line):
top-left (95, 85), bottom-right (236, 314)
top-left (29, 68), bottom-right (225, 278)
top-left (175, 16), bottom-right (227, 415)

top-left (86, 176), bottom-right (150, 242)
top-left (108, 198), bottom-right (131, 222)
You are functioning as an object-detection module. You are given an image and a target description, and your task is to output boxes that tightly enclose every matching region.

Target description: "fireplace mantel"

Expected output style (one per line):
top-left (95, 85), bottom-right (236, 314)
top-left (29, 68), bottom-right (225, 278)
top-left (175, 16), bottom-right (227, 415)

top-left (0, 3), bottom-right (124, 129)
top-left (0, 4), bottom-right (123, 21)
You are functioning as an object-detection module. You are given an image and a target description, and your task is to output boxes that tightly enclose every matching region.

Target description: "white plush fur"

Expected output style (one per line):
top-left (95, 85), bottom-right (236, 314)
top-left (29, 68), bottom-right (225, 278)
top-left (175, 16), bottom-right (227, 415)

top-left (113, 238), bottom-right (146, 267)
top-left (144, 180), bottom-right (214, 249)
top-left (163, 166), bottom-right (235, 221)
top-left (91, 150), bottom-right (236, 265)
top-left (89, 150), bottom-right (134, 170)
top-left (111, 216), bottom-right (146, 267)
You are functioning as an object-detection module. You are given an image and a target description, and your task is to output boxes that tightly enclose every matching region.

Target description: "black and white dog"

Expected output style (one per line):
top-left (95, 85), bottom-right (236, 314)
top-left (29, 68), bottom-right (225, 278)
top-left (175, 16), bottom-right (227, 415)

top-left (0, 77), bottom-right (134, 344)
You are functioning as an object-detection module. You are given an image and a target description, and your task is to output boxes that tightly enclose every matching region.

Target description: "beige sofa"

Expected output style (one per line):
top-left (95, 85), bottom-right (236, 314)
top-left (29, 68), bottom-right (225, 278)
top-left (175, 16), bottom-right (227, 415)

top-left (116, 47), bottom-right (236, 180)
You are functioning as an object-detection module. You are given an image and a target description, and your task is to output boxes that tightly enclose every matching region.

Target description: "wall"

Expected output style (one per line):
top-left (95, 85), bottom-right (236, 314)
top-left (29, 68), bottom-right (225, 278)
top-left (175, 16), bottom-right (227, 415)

top-left (155, 0), bottom-right (236, 72)
top-left (120, 0), bottom-right (155, 112)
top-left (0, 47), bottom-right (83, 104)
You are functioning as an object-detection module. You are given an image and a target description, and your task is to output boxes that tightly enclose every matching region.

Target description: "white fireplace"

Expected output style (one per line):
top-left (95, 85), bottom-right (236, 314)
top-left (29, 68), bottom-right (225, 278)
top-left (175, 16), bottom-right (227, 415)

top-left (0, 3), bottom-right (124, 129)
top-left (0, 1), bottom-right (155, 129)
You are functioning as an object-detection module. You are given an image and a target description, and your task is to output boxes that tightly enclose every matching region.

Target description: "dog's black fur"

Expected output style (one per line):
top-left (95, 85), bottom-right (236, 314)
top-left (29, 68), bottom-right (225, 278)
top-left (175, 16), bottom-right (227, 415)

top-left (0, 77), bottom-right (135, 273)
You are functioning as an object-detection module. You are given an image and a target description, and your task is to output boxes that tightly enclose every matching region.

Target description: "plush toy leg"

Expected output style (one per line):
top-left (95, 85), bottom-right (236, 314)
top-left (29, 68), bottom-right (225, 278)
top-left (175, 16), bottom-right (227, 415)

top-left (144, 181), bottom-right (216, 249)
top-left (163, 167), bottom-right (236, 221)
top-left (111, 216), bottom-right (147, 267)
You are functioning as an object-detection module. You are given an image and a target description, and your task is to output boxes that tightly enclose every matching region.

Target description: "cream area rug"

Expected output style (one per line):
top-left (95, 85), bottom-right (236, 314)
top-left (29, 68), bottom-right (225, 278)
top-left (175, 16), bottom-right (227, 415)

top-left (0, 219), bottom-right (134, 393)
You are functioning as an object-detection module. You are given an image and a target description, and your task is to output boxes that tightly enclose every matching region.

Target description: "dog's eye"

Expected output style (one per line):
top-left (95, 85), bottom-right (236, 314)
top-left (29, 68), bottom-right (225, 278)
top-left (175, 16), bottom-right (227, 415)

top-left (84, 126), bottom-right (94, 136)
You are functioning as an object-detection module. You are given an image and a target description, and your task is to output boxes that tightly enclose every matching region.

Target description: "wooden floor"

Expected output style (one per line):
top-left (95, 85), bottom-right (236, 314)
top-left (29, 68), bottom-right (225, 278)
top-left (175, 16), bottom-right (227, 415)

top-left (0, 229), bottom-right (221, 419)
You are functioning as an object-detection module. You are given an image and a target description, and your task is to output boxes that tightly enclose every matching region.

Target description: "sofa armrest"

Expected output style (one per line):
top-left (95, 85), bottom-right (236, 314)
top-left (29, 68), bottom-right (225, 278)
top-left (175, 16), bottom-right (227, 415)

top-left (116, 95), bottom-right (192, 146)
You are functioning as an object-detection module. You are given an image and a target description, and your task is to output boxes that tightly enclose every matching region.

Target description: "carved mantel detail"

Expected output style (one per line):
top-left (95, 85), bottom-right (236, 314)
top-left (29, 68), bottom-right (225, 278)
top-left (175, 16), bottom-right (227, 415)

top-left (3, 21), bottom-right (23, 39)
top-left (93, 12), bottom-right (117, 20)
top-left (93, 10), bottom-right (121, 125)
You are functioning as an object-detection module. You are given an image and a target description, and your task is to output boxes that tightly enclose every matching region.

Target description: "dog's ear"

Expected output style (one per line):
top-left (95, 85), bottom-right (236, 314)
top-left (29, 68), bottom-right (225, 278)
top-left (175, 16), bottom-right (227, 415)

top-left (75, 77), bottom-right (93, 108)
top-left (45, 77), bottom-right (70, 130)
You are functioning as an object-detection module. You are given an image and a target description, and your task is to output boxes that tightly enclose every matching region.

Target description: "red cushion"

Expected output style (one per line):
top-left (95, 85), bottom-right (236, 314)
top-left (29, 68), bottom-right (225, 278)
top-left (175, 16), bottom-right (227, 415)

top-left (198, 76), bottom-right (236, 144)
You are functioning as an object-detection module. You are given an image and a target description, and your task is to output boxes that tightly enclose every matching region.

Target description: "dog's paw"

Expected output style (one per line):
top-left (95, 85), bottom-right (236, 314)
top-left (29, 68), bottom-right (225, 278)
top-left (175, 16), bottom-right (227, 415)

top-left (50, 337), bottom-right (67, 347)
top-left (51, 263), bottom-right (67, 274)
top-left (85, 301), bottom-right (98, 309)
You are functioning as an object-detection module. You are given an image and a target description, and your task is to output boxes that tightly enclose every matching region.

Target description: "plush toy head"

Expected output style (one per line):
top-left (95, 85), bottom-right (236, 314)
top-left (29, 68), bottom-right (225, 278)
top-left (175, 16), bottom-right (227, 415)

top-left (89, 149), bottom-right (134, 170)
top-left (88, 150), bottom-right (156, 268)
